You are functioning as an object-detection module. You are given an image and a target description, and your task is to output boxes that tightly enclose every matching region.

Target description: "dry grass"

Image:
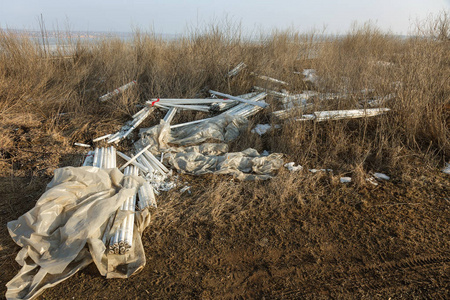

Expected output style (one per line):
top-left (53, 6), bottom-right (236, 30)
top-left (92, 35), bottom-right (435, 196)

top-left (1, 15), bottom-right (448, 180)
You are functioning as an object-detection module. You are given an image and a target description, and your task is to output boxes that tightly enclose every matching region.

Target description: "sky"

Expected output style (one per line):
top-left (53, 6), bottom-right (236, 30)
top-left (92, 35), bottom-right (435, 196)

top-left (0, 0), bottom-right (448, 35)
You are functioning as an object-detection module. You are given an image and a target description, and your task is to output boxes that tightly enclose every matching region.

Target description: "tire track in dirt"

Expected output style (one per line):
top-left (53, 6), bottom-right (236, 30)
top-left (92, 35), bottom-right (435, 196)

top-left (272, 254), bottom-right (450, 299)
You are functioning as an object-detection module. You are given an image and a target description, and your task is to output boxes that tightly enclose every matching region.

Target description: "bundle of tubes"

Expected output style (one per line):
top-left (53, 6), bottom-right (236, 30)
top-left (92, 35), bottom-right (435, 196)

top-left (106, 107), bottom-right (153, 143)
top-left (94, 89), bottom-right (271, 143)
top-left (146, 98), bottom-right (233, 113)
top-left (163, 107), bottom-right (177, 124)
top-left (209, 90), bottom-right (268, 108)
top-left (211, 92), bottom-right (257, 112)
top-left (109, 165), bottom-right (138, 255)
top-left (138, 181), bottom-right (157, 210)
top-left (221, 92), bottom-right (267, 118)
top-left (86, 146), bottom-right (117, 168)
top-left (117, 145), bottom-right (169, 179)
top-left (169, 92), bottom-right (268, 129)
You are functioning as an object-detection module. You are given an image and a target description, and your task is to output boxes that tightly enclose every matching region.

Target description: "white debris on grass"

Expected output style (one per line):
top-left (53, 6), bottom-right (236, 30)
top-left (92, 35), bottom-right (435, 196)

top-left (284, 162), bottom-right (303, 172)
top-left (74, 142), bottom-right (91, 148)
top-left (99, 80), bottom-right (137, 102)
top-left (366, 177), bottom-right (379, 186)
top-left (250, 72), bottom-right (289, 85)
top-left (297, 108), bottom-right (391, 122)
top-left (442, 163), bottom-right (450, 175)
top-left (309, 168), bottom-right (333, 173)
top-left (227, 62), bottom-right (247, 77)
top-left (373, 172), bottom-right (390, 180)
top-left (340, 177), bottom-right (352, 183)
top-left (252, 124), bottom-right (274, 136)
top-left (302, 69), bottom-right (319, 84)
top-left (179, 186), bottom-right (191, 195)
top-left (253, 86), bottom-right (289, 98)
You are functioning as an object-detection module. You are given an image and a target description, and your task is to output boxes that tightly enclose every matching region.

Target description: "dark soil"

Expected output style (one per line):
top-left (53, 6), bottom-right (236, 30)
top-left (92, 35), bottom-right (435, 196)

top-left (1, 154), bottom-right (449, 299)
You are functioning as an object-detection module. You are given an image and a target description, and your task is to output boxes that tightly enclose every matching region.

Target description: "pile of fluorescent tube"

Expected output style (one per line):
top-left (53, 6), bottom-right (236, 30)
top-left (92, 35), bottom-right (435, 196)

top-left (84, 146), bottom-right (117, 168)
top-left (145, 97), bottom-right (235, 113)
top-left (168, 92), bottom-right (268, 129)
top-left (107, 107), bottom-right (154, 143)
top-left (82, 146), bottom-right (160, 255)
top-left (109, 165), bottom-right (138, 255)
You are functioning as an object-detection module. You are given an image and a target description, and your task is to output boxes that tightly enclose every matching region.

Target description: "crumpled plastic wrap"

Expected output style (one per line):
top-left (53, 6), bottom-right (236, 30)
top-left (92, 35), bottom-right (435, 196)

top-left (137, 115), bottom-right (284, 180)
top-left (169, 114), bottom-right (248, 145)
top-left (167, 147), bottom-right (284, 180)
top-left (6, 166), bottom-right (151, 300)
top-left (138, 114), bottom-right (248, 153)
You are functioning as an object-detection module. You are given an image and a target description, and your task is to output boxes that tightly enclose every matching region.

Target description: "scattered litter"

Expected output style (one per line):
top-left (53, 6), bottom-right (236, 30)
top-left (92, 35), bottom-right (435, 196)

top-left (297, 108), bottom-right (390, 122)
top-left (253, 86), bottom-right (289, 98)
top-left (179, 186), bottom-right (191, 195)
top-left (251, 124), bottom-right (279, 136)
top-left (366, 177), bottom-right (379, 186)
top-left (371, 60), bottom-right (394, 67)
top-left (272, 102), bottom-right (312, 120)
top-left (361, 88), bottom-right (375, 94)
top-left (284, 162), bottom-right (303, 172)
top-left (359, 94), bottom-right (395, 108)
top-left (373, 172), bottom-right (390, 181)
top-left (107, 107), bottom-right (154, 143)
top-left (250, 72), bottom-right (289, 85)
top-left (340, 177), bottom-right (352, 183)
top-left (442, 163), bottom-right (450, 175)
top-left (74, 142), bottom-right (91, 147)
top-left (302, 69), bottom-right (319, 84)
top-left (99, 80), bottom-right (137, 102)
top-left (209, 90), bottom-right (269, 108)
top-left (93, 133), bottom-right (112, 142)
top-left (227, 62), bottom-right (247, 77)
top-left (309, 168), bottom-right (333, 173)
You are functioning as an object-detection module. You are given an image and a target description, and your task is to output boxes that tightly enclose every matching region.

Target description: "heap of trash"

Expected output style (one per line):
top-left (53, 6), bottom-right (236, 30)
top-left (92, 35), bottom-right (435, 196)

top-left (6, 63), bottom-right (393, 299)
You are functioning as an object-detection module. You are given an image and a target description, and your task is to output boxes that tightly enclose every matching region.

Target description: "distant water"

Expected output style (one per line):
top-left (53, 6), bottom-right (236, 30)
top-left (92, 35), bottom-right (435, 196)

top-left (1, 29), bottom-right (182, 45)
top-left (1, 28), bottom-right (412, 55)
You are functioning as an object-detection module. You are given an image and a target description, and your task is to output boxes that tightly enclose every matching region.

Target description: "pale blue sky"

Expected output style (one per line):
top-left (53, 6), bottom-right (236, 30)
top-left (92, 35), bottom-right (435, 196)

top-left (0, 0), bottom-right (448, 35)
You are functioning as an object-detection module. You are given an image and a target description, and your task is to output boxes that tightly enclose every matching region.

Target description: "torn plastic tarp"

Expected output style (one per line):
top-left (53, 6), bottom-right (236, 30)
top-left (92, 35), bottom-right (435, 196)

top-left (6, 166), bottom-right (152, 300)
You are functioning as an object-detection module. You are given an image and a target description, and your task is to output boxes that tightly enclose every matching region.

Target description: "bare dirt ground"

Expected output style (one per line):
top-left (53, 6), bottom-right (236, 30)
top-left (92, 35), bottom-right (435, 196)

top-left (1, 133), bottom-right (449, 299)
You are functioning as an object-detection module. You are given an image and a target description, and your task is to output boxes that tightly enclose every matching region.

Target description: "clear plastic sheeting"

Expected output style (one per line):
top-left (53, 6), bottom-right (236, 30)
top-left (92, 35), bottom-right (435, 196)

top-left (6, 166), bottom-right (152, 300)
